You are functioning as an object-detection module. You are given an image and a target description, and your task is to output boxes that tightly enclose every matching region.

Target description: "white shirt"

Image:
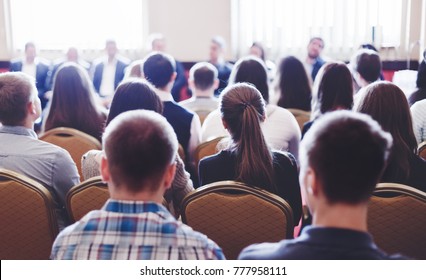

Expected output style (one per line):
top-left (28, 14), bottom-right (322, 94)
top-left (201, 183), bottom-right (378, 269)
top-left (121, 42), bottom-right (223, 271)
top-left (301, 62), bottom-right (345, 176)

top-left (202, 104), bottom-right (301, 159)
top-left (22, 62), bottom-right (37, 78)
top-left (411, 99), bottom-right (426, 144)
top-left (99, 59), bottom-right (117, 97)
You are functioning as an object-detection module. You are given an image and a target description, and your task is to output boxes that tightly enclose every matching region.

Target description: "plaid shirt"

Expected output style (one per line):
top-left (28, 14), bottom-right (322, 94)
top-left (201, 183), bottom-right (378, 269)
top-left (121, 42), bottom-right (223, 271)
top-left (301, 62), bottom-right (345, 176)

top-left (51, 200), bottom-right (225, 260)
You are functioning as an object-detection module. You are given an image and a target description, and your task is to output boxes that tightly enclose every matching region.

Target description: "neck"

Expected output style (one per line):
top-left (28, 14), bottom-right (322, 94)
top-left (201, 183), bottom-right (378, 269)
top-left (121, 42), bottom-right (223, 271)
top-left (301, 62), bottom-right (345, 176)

top-left (312, 202), bottom-right (368, 232)
top-left (109, 187), bottom-right (164, 204)
top-left (108, 55), bottom-right (116, 63)
top-left (26, 57), bottom-right (35, 64)
top-left (194, 89), bottom-right (215, 98)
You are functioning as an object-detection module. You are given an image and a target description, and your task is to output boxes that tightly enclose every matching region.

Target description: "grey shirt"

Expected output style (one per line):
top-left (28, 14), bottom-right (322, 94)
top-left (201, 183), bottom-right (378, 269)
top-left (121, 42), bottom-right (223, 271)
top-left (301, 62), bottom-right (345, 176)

top-left (0, 125), bottom-right (80, 228)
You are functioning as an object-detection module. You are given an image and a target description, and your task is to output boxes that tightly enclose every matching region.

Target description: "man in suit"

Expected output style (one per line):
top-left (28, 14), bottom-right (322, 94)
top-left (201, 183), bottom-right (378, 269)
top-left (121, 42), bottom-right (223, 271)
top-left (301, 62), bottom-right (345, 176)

top-left (209, 36), bottom-right (233, 96)
top-left (9, 42), bottom-right (50, 110)
top-left (91, 40), bottom-right (130, 107)
top-left (304, 37), bottom-right (325, 82)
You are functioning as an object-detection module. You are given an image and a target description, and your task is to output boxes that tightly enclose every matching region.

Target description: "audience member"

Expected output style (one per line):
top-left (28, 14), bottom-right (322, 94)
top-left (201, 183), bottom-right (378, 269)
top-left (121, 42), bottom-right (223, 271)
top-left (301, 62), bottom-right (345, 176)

top-left (82, 79), bottom-right (194, 216)
top-left (199, 83), bottom-right (302, 225)
top-left (276, 56), bottom-right (312, 111)
top-left (46, 47), bottom-right (91, 90)
top-left (148, 33), bottom-right (188, 102)
top-left (355, 81), bottom-right (426, 192)
top-left (179, 62), bottom-right (219, 117)
top-left (238, 110), bottom-right (406, 260)
top-left (249, 41), bottom-right (276, 82)
top-left (91, 40), bottom-right (130, 107)
top-left (43, 63), bottom-right (107, 142)
top-left (302, 62), bottom-right (353, 137)
top-left (209, 36), bottom-right (233, 96)
top-left (0, 72), bottom-right (79, 229)
top-left (202, 56), bottom-right (300, 158)
top-left (304, 37), bottom-right (325, 82)
top-left (142, 52), bottom-right (201, 164)
top-left (51, 110), bottom-right (224, 260)
top-left (124, 59), bottom-right (144, 79)
top-left (9, 42), bottom-right (50, 110)
top-left (411, 98), bottom-right (426, 144)
top-left (408, 58), bottom-right (426, 106)
top-left (350, 48), bottom-right (382, 94)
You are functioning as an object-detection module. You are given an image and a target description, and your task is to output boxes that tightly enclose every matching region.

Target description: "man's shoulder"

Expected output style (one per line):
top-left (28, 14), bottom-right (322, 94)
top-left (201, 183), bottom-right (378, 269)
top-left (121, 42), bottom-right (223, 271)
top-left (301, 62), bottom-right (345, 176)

top-left (238, 240), bottom-right (295, 260)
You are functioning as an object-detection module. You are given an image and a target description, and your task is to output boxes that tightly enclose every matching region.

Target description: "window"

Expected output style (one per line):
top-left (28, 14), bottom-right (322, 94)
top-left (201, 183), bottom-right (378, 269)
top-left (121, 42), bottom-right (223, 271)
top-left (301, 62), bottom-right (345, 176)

top-left (9, 0), bottom-right (146, 50)
top-left (232, 0), bottom-right (403, 60)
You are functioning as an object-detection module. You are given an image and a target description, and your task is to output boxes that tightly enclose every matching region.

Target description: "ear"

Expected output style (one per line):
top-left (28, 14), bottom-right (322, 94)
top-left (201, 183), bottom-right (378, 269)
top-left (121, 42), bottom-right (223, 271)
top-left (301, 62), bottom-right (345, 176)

top-left (221, 118), bottom-right (228, 130)
top-left (170, 72), bottom-right (177, 83)
top-left (188, 79), bottom-right (195, 91)
top-left (303, 167), bottom-right (319, 197)
top-left (27, 100), bottom-right (36, 116)
top-left (213, 78), bottom-right (219, 90)
top-left (163, 163), bottom-right (176, 190)
top-left (100, 153), bottom-right (110, 183)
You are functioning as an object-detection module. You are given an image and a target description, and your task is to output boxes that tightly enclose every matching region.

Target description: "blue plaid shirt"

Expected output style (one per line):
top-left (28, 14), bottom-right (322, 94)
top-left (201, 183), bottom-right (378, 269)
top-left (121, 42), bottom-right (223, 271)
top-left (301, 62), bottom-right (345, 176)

top-left (51, 200), bottom-right (225, 260)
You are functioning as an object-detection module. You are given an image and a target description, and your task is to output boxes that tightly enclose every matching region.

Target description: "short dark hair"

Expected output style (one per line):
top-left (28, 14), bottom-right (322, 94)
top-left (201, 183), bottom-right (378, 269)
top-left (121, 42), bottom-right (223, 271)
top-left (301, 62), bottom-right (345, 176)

top-left (0, 72), bottom-right (36, 126)
top-left (103, 110), bottom-right (178, 193)
top-left (301, 110), bottom-right (392, 204)
top-left (24, 42), bottom-right (35, 51)
top-left (106, 78), bottom-right (163, 126)
top-left (142, 52), bottom-right (176, 89)
top-left (354, 49), bottom-right (382, 83)
top-left (309, 37), bottom-right (324, 48)
top-left (189, 62), bottom-right (218, 91)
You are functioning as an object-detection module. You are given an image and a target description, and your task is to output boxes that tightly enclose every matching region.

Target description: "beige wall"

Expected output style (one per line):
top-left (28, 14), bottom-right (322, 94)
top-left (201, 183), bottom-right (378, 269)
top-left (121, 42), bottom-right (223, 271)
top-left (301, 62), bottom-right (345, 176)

top-left (0, 0), bottom-right (424, 62)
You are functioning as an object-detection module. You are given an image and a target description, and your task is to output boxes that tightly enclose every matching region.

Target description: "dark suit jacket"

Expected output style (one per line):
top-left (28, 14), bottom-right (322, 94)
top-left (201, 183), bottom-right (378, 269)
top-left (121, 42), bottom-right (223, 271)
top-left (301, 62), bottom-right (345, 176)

top-left (311, 57), bottom-right (325, 82)
top-left (10, 58), bottom-right (51, 109)
top-left (92, 56), bottom-right (129, 95)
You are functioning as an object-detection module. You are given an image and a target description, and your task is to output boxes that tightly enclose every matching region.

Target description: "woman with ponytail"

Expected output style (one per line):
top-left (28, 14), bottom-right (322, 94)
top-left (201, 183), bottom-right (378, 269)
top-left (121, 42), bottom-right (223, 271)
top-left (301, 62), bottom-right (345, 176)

top-left (199, 83), bottom-right (302, 224)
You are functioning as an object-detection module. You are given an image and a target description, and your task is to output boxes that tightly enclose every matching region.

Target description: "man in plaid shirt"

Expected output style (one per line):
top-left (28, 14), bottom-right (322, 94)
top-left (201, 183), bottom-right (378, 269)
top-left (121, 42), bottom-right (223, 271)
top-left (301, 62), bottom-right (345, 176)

top-left (51, 110), bottom-right (225, 260)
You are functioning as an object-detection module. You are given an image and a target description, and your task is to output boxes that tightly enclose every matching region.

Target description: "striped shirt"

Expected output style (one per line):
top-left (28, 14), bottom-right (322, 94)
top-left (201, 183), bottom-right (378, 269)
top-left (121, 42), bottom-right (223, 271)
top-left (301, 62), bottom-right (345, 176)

top-left (51, 200), bottom-right (225, 260)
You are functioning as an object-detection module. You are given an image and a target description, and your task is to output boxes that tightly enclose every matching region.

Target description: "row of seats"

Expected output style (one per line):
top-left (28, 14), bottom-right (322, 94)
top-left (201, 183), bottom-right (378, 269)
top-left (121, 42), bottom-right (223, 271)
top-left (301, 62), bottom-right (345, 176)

top-left (1, 167), bottom-right (426, 260)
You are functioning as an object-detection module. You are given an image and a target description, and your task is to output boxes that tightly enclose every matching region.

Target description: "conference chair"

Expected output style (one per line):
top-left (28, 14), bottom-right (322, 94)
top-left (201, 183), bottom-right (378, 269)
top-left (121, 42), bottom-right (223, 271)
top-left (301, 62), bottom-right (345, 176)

top-left (287, 108), bottom-right (311, 131)
top-left (0, 169), bottom-right (59, 260)
top-left (418, 141), bottom-right (426, 161)
top-left (181, 181), bottom-right (294, 259)
top-left (368, 183), bottom-right (426, 259)
top-left (66, 176), bottom-right (109, 222)
top-left (39, 127), bottom-right (102, 179)
top-left (194, 136), bottom-right (225, 170)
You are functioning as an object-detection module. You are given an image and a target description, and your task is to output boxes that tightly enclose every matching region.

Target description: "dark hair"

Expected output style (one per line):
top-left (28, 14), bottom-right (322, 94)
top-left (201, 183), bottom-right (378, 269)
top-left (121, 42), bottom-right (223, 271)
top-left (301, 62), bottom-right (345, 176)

top-left (189, 62), bottom-right (218, 91)
top-left (309, 37), bottom-right (324, 48)
top-left (301, 110), bottom-right (392, 204)
top-left (106, 78), bottom-right (163, 126)
top-left (142, 52), bottom-right (176, 89)
top-left (355, 81), bottom-right (418, 182)
top-left (354, 49), bottom-right (382, 83)
top-left (44, 63), bottom-right (105, 141)
top-left (24, 42), bottom-right (35, 51)
top-left (416, 60), bottom-right (426, 88)
top-left (277, 56), bottom-right (312, 111)
top-left (250, 42), bottom-right (265, 61)
top-left (103, 110), bottom-right (177, 192)
top-left (221, 83), bottom-right (275, 192)
top-left (0, 72), bottom-right (35, 126)
top-left (228, 56), bottom-right (269, 103)
top-left (312, 62), bottom-right (353, 119)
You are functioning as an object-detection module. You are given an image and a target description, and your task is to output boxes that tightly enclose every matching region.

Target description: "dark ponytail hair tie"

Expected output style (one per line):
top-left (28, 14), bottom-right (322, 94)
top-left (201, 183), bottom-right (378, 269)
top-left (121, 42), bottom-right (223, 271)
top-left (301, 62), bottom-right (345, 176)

top-left (241, 102), bottom-right (250, 110)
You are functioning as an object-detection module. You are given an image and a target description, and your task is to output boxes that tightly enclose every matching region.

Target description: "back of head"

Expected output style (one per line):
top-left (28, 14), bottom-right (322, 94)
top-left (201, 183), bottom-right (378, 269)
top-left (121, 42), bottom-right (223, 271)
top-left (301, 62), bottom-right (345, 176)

top-left (228, 56), bottom-right (269, 102)
top-left (0, 72), bottom-right (35, 126)
top-left (353, 49), bottom-right (382, 83)
top-left (221, 83), bottom-right (274, 190)
top-left (301, 110), bottom-right (392, 204)
top-left (189, 62), bottom-right (218, 91)
top-left (277, 56), bottom-right (312, 110)
top-left (142, 52), bottom-right (176, 89)
top-left (103, 110), bottom-right (178, 193)
top-left (354, 81), bottom-right (418, 181)
top-left (107, 78), bottom-right (163, 126)
top-left (312, 62), bottom-right (353, 118)
top-left (416, 60), bottom-right (426, 88)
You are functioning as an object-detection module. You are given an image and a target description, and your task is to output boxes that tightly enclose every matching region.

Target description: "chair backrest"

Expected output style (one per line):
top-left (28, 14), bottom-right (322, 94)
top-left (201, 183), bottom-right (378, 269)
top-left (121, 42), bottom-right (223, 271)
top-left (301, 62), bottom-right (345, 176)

top-left (287, 108), bottom-right (311, 131)
top-left (66, 176), bottom-right (109, 222)
top-left (418, 141), bottom-right (426, 161)
top-left (368, 183), bottom-right (426, 259)
top-left (0, 169), bottom-right (59, 260)
top-left (39, 127), bottom-right (102, 179)
top-left (181, 181), bottom-right (294, 259)
top-left (194, 136), bottom-right (225, 170)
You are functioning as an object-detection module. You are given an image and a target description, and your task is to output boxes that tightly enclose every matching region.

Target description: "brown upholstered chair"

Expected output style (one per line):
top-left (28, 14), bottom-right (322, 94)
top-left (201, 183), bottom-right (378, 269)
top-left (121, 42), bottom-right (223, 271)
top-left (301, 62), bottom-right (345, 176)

top-left (39, 127), bottom-right (102, 180)
top-left (368, 183), bottom-right (426, 259)
top-left (181, 181), bottom-right (294, 259)
top-left (66, 176), bottom-right (109, 222)
top-left (194, 136), bottom-right (225, 170)
top-left (287, 108), bottom-right (311, 131)
top-left (418, 141), bottom-right (426, 161)
top-left (0, 169), bottom-right (59, 260)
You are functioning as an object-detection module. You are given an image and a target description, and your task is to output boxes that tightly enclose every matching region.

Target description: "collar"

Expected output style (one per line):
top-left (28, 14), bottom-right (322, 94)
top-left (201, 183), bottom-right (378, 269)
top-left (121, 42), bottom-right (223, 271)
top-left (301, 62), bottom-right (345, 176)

top-left (103, 199), bottom-right (169, 215)
top-left (0, 125), bottom-right (38, 139)
top-left (299, 226), bottom-right (377, 249)
top-left (155, 88), bottom-right (175, 102)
